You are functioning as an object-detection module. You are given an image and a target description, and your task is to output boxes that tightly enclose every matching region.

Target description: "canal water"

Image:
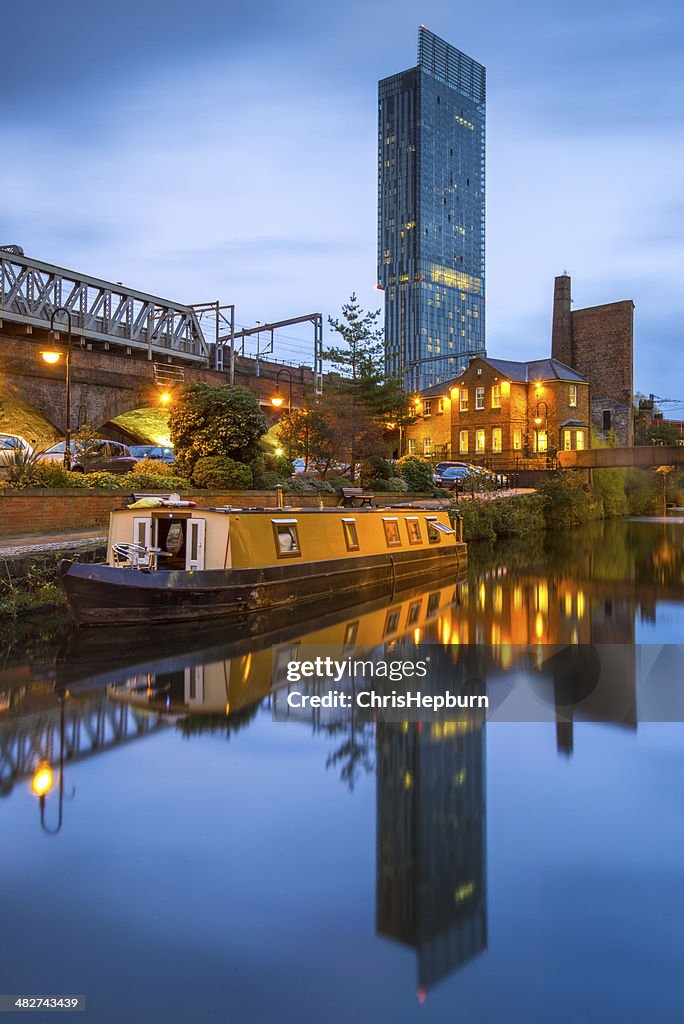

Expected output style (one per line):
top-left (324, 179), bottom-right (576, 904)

top-left (1, 519), bottom-right (683, 1023)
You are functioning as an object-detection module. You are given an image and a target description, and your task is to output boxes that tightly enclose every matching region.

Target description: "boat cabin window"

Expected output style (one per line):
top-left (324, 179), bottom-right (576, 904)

top-left (272, 519), bottom-right (301, 557)
top-left (341, 517), bottom-right (360, 551)
top-left (157, 517), bottom-right (188, 569)
top-left (382, 518), bottom-right (402, 547)
top-left (405, 517), bottom-right (422, 545)
top-left (426, 517), bottom-right (456, 544)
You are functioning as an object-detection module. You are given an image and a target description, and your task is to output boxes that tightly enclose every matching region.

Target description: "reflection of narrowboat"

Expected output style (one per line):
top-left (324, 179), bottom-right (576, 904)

top-left (60, 503), bottom-right (467, 627)
top-left (107, 583), bottom-right (461, 718)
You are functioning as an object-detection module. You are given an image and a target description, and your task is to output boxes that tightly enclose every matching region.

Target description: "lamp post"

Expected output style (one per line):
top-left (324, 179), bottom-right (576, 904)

top-left (270, 367), bottom-right (293, 413)
top-left (534, 400), bottom-right (548, 454)
top-left (42, 308), bottom-right (74, 470)
top-left (31, 695), bottom-right (73, 836)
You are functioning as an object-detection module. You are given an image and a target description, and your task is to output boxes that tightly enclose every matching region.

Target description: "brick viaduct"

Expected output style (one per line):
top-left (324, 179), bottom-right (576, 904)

top-left (0, 324), bottom-right (316, 435)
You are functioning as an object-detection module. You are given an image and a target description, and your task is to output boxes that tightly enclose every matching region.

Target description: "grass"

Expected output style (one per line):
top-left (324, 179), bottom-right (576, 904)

top-left (0, 395), bottom-right (61, 446)
top-left (111, 407), bottom-right (171, 444)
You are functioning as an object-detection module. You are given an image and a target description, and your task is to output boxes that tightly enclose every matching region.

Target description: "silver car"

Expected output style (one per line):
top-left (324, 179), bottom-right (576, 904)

top-left (0, 433), bottom-right (34, 474)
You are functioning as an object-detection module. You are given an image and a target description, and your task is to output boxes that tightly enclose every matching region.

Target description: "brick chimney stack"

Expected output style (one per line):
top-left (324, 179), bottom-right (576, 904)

top-left (551, 274), bottom-right (573, 367)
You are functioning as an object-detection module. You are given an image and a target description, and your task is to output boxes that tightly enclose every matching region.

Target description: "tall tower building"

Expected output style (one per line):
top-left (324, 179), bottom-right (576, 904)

top-left (378, 27), bottom-right (486, 390)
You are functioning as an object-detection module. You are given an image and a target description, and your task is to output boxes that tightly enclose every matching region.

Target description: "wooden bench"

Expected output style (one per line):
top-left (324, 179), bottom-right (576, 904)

top-left (338, 487), bottom-right (375, 508)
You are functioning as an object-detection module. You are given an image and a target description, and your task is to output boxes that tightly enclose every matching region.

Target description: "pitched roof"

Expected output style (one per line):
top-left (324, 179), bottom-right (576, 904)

top-left (485, 357), bottom-right (588, 384)
top-left (418, 378), bottom-right (460, 398)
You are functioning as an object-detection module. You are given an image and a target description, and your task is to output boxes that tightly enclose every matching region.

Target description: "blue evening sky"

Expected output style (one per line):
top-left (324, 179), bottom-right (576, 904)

top-left (2, 0), bottom-right (682, 397)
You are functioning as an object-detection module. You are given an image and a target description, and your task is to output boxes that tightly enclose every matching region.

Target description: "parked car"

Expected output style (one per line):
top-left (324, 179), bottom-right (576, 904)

top-left (38, 439), bottom-right (137, 473)
top-left (0, 433), bottom-right (34, 475)
top-left (129, 445), bottom-right (175, 464)
top-left (435, 465), bottom-right (478, 492)
top-left (467, 465), bottom-right (510, 488)
top-left (432, 460), bottom-right (470, 484)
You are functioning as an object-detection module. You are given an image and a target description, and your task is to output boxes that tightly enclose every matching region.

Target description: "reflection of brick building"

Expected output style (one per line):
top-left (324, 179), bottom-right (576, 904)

top-left (376, 705), bottom-right (486, 992)
top-left (551, 274), bottom-right (634, 446)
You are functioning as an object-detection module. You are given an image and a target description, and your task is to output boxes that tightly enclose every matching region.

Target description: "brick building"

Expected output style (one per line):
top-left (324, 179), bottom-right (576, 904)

top-left (406, 355), bottom-right (590, 467)
top-left (551, 274), bottom-right (634, 445)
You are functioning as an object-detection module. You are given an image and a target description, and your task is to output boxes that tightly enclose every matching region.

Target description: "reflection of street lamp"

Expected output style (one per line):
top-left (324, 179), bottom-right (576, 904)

top-left (31, 696), bottom-right (73, 836)
top-left (270, 368), bottom-right (293, 413)
top-left (534, 400), bottom-right (548, 453)
top-left (42, 308), bottom-right (74, 470)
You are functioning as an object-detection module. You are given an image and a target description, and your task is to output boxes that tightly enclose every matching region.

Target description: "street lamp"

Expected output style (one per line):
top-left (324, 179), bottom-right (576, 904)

top-left (534, 400), bottom-right (548, 454)
top-left (31, 695), bottom-right (73, 836)
top-left (41, 308), bottom-right (74, 470)
top-left (270, 368), bottom-right (293, 413)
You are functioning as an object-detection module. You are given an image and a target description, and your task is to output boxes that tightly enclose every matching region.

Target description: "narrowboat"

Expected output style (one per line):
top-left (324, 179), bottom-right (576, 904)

top-left (59, 500), bottom-right (467, 627)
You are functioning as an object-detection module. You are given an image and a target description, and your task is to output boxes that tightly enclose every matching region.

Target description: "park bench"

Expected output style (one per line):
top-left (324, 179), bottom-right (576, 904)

top-left (338, 487), bottom-right (375, 508)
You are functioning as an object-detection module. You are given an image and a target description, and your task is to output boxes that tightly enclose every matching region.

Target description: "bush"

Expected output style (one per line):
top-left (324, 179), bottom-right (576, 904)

top-left (364, 455), bottom-right (393, 481)
top-left (387, 476), bottom-right (408, 492)
top-left (289, 474), bottom-right (334, 493)
top-left (170, 383), bottom-right (267, 478)
top-left (131, 458), bottom-right (177, 478)
top-left (32, 463), bottom-right (89, 488)
top-left (192, 456), bottom-right (253, 490)
top-left (624, 468), bottom-right (658, 515)
top-left (366, 477), bottom-right (392, 492)
top-left (538, 471), bottom-right (599, 529)
top-left (592, 468), bottom-right (630, 518)
top-left (120, 471), bottom-right (189, 491)
top-left (326, 474), bottom-right (350, 491)
top-left (253, 472), bottom-right (290, 491)
top-left (396, 455), bottom-right (434, 492)
top-left (81, 471), bottom-right (124, 490)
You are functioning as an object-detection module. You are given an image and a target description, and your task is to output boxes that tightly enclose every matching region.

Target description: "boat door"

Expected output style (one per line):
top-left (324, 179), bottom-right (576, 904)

top-left (133, 516), bottom-right (153, 548)
top-left (186, 518), bottom-right (206, 570)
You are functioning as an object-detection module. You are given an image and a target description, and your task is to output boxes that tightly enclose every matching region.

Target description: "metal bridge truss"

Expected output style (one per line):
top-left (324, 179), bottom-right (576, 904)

top-left (0, 692), bottom-right (168, 794)
top-left (218, 313), bottom-right (323, 395)
top-left (0, 251), bottom-right (209, 363)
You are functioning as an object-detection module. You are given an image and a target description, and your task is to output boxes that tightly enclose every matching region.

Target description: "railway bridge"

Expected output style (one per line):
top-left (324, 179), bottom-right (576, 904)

top-left (0, 249), bottom-right (323, 436)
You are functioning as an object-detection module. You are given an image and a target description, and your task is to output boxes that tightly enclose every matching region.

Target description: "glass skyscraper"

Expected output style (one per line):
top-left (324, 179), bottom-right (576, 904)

top-left (378, 27), bottom-right (486, 390)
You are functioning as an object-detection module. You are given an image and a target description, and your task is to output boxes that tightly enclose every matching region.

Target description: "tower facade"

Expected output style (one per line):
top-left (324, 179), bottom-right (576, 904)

top-left (378, 27), bottom-right (486, 391)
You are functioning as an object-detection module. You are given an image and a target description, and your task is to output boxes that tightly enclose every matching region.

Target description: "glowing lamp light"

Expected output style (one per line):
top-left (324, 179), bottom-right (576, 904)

top-left (41, 350), bottom-right (61, 365)
top-left (534, 416), bottom-right (542, 426)
top-left (31, 760), bottom-right (54, 798)
top-left (275, 447), bottom-right (284, 457)
top-left (501, 380), bottom-right (510, 394)
top-left (270, 385), bottom-right (285, 409)
top-left (159, 392), bottom-right (171, 405)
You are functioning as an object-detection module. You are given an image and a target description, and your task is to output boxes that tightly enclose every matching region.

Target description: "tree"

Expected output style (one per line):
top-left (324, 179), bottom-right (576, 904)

top-left (169, 384), bottom-right (267, 477)
top-left (325, 294), bottom-right (400, 479)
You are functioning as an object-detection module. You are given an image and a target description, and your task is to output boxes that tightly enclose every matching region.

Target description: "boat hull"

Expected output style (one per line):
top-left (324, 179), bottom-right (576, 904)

top-left (59, 545), bottom-right (467, 627)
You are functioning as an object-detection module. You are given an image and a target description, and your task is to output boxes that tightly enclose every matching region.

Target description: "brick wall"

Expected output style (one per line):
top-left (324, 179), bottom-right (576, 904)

top-left (570, 301), bottom-right (634, 445)
top-left (407, 393), bottom-right (453, 458)
top-left (0, 490), bottom-right (432, 537)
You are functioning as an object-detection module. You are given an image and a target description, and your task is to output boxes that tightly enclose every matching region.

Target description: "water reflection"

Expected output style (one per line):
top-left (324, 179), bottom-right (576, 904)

top-left (1, 519), bottom-right (684, 1001)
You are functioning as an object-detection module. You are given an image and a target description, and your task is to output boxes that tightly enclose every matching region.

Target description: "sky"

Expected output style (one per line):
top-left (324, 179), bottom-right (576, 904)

top-left (2, 0), bottom-right (683, 399)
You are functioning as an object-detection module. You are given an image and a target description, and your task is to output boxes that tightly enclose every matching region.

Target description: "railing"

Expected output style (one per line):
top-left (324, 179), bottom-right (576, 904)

top-left (0, 251), bottom-right (209, 362)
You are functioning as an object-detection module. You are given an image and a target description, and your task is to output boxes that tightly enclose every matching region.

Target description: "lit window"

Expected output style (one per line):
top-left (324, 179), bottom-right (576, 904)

top-left (342, 518), bottom-right (359, 551)
top-left (459, 430), bottom-right (468, 454)
top-left (491, 384), bottom-right (501, 409)
top-left (563, 430), bottom-right (572, 451)
top-left (460, 390), bottom-right (468, 412)
top-left (272, 520), bottom-right (301, 558)
top-left (437, 397), bottom-right (446, 414)
top-left (407, 438), bottom-right (416, 455)
top-left (423, 399), bottom-right (432, 417)
top-left (569, 384), bottom-right (577, 407)
top-left (476, 429), bottom-right (485, 452)
top-left (492, 428), bottom-right (502, 453)
top-left (576, 430), bottom-right (585, 450)
top-left (426, 518), bottom-right (441, 544)
top-left (475, 387), bottom-right (484, 410)
top-left (423, 437), bottom-right (433, 455)
top-left (513, 427), bottom-right (522, 451)
top-left (406, 518), bottom-right (422, 545)
top-left (383, 518), bottom-right (402, 547)
top-left (535, 430), bottom-right (548, 453)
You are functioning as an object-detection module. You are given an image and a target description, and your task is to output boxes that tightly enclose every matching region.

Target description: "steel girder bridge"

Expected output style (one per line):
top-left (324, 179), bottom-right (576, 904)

top-left (0, 249), bottom-right (324, 381)
top-left (0, 689), bottom-right (168, 797)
